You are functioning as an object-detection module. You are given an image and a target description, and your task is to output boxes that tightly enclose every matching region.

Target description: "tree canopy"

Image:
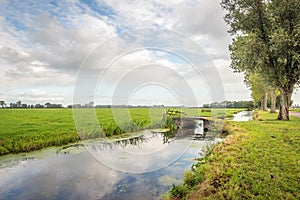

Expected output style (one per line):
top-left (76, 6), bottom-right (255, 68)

top-left (221, 0), bottom-right (300, 120)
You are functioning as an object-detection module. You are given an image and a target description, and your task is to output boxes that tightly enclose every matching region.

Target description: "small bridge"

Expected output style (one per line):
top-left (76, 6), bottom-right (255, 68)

top-left (173, 116), bottom-right (211, 131)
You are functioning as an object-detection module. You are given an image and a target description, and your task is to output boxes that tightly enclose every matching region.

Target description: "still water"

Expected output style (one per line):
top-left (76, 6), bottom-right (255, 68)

top-left (0, 121), bottom-right (221, 200)
top-left (232, 111), bottom-right (253, 121)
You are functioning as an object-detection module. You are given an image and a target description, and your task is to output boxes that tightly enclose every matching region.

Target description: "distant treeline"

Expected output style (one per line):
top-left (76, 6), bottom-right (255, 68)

top-left (0, 101), bottom-right (63, 109)
top-left (67, 103), bottom-right (166, 108)
top-left (0, 100), bottom-right (260, 109)
top-left (203, 100), bottom-right (254, 109)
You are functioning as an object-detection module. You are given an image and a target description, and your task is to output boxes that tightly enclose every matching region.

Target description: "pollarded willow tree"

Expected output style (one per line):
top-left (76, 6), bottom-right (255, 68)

top-left (221, 0), bottom-right (300, 120)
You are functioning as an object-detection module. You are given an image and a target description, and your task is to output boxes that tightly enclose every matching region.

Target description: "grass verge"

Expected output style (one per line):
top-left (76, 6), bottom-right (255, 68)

top-left (164, 111), bottom-right (300, 199)
top-left (291, 108), bottom-right (300, 113)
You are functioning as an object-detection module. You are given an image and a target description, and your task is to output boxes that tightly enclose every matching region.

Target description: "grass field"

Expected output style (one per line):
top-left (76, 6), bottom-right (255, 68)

top-left (0, 108), bottom-right (161, 155)
top-left (165, 111), bottom-right (300, 199)
top-left (0, 108), bottom-right (243, 155)
top-left (291, 108), bottom-right (300, 112)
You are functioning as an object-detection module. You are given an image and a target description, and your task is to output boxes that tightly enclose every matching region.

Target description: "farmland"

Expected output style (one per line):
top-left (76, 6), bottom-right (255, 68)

top-left (0, 108), bottom-right (162, 155)
top-left (0, 108), bottom-right (243, 155)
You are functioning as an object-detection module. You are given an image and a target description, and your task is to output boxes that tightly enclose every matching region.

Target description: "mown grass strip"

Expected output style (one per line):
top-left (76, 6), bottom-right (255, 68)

top-left (164, 111), bottom-right (300, 199)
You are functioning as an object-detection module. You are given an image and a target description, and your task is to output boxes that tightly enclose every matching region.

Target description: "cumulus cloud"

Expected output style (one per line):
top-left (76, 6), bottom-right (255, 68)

top-left (0, 0), bottom-right (117, 105)
top-left (0, 0), bottom-right (255, 105)
top-left (1, 13), bottom-right (115, 75)
top-left (100, 0), bottom-right (176, 29)
top-left (0, 89), bottom-right (65, 105)
top-left (101, 0), bottom-right (231, 59)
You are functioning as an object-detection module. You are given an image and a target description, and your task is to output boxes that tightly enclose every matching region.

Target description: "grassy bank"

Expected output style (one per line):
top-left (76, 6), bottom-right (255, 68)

top-left (165, 111), bottom-right (300, 199)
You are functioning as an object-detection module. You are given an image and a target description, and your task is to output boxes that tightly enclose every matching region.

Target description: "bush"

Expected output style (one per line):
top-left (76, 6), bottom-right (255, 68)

top-left (201, 108), bottom-right (212, 112)
top-left (0, 146), bottom-right (9, 155)
top-left (184, 170), bottom-right (205, 188)
top-left (171, 185), bottom-right (189, 199)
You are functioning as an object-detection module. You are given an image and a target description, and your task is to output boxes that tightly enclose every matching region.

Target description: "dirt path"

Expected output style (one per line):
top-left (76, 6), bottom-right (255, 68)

top-left (290, 112), bottom-right (300, 118)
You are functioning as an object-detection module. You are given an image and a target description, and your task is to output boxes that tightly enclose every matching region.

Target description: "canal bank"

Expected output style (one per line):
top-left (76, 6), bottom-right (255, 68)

top-left (164, 111), bottom-right (300, 199)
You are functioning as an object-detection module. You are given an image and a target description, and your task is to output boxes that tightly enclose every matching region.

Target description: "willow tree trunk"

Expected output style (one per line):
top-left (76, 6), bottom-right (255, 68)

top-left (270, 87), bottom-right (276, 113)
top-left (263, 91), bottom-right (268, 111)
top-left (277, 87), bottom-right (293, 120)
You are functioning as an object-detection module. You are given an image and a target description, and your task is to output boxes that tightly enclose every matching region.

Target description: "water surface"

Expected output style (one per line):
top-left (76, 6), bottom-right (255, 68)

top-left (0, 123), bottom-right (220, 200)
top-left (232, 111), bottom-right (253, 121)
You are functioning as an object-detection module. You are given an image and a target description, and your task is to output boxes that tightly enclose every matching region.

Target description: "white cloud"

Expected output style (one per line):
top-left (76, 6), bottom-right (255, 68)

top-left (0, 0), bottom-right (254, 105)
top-left (0, 1), bottom-right (117, 106)
top-left (27, 13), bottom-right (115, 72)
top-left (213, 59), bottom-right (251, 101)
top-left (0, 89), bottom-right (65, 105)
top-left (100, 0), bottom-right (176, 29)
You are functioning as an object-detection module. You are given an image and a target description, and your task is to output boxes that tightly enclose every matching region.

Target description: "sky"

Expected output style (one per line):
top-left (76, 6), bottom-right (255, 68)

top-left (0, 0), bottom-right (299, 106)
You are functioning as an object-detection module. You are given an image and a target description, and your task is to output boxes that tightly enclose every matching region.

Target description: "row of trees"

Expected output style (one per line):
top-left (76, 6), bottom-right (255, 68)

top-left (245, 73), bottom-right (281, 112)
top-left (67, 102), bottom-right (94, 108)
top-left (0, 101), bottom-right (62, 108)
top-left (221, 0), bottom-right (300, 120)
top-left (203, 100), bottom-right (254, 109)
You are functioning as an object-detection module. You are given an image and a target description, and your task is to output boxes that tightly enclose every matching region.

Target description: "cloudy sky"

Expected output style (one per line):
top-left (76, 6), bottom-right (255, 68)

top-left (0, 0), bottom-right (299, 106)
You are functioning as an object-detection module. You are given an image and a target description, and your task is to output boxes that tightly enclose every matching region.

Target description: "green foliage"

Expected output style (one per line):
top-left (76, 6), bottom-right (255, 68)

top-left (201, 108), bottom-right (211, 112)
top-left (170, 184), bottom-right (189, 199)
top-left (163, 109), bottom-right (189, 130)
top-left (247, 73), bottom-right (266, 102)
top-left (163, 117), bottom-right (176, 130)
top-left (183, 169), bottom-right (205, 188)
top-left (165, 109), bottom-right (186, 118)
top-left (222, 0), bottom-right (300, 119)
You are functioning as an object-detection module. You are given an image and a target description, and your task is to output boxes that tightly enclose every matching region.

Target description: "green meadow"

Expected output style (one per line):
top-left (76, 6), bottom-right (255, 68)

top-left (0, 108), bottom-right (161, 155)
top-left (0, 108), bottom-right (243, 155)
top-left (165, 111), bottom-right (300, 199)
